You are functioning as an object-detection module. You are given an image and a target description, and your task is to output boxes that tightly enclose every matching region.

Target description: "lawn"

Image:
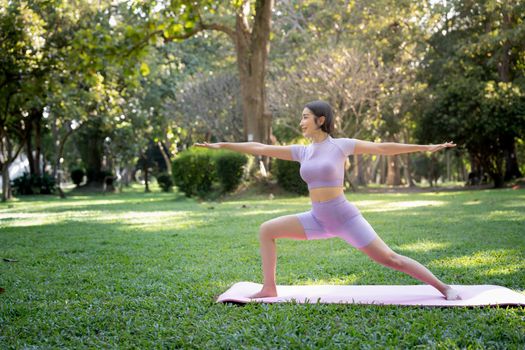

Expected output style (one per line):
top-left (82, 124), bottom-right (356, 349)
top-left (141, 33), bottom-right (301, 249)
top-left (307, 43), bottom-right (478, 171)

top-left (1, 186), bottom-right (524, 348)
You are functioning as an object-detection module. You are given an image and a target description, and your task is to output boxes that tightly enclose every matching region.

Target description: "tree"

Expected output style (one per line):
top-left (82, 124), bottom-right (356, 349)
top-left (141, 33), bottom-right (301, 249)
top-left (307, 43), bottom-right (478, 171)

top-left (417, 0), bottom-right (525, 187)
top-left (0, 1), bottom-right (47, 201)
top-left (131, 0), bottom-right (275, 145)
top-left (269, 0), bottom-right (431, 186)
top-left (167, 72), bottom-right (244, 143)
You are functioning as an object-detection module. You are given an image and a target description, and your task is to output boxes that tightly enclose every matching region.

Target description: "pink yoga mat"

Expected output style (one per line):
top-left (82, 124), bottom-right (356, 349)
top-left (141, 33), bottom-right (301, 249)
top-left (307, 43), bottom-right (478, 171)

top-left (217, 282), bottom-right (525, 307)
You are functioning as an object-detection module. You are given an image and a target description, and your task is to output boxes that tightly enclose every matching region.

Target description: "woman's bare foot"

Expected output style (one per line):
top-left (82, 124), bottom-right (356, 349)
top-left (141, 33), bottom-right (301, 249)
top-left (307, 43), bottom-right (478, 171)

top-left (249, 286), bottom-right (278, 299)
top-left (444, 286), bottom-right (462, 300)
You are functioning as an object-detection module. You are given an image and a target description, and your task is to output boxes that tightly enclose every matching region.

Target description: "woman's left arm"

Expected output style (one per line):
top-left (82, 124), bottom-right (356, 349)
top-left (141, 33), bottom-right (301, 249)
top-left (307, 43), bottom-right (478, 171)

top-left (354, 140), bottom-right (456, 156)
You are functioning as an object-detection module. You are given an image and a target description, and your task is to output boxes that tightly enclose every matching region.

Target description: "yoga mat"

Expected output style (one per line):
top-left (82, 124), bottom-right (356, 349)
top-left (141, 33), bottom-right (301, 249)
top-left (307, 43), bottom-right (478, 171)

top-left (217, 282), bottom-right (525, 307)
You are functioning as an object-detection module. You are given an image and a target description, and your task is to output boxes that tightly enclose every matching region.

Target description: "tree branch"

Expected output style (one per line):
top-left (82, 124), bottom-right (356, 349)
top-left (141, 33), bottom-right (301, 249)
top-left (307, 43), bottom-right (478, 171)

top-left (250, 0), bottom-right (273, 52)
top-left (200, 22), bottom-right (236, 41)
top-left (126, 17), bottom-right (236, 57)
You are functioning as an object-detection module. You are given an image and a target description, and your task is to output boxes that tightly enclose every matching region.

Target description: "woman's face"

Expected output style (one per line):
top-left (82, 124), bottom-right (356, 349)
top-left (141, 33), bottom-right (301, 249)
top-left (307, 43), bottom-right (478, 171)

top-left (300, 107), bottom-right (324, 137)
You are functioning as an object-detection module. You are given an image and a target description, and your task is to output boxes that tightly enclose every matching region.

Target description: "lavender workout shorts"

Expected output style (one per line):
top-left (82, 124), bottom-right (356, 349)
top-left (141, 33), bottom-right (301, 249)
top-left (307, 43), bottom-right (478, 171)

top-left (296, 194), bottom-right (378, 248)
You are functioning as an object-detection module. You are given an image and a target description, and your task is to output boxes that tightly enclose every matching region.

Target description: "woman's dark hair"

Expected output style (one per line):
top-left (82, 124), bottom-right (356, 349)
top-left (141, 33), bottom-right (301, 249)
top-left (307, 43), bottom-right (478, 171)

top-left (304, 100), bottom-right (334, 135)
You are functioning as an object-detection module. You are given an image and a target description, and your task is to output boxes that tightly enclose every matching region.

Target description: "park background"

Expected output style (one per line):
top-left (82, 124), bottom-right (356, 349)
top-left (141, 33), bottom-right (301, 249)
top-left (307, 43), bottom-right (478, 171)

top-left (1, 0), bottom-right (524, 348)
top-left (1, 0), bottom-right (524, 196)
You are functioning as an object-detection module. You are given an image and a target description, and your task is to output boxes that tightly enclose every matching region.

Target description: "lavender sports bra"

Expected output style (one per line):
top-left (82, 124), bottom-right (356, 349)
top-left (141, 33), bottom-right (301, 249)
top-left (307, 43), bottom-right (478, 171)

top-left (290, 136), bottom-right (356, 190)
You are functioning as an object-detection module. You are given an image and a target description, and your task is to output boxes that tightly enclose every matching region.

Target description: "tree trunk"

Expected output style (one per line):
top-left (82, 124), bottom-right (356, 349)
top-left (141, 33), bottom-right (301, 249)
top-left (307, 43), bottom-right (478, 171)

top-left (79, 121), bottom-right (105, 185)
top-left (25, 115), bottom-right (35, 176)
top-left (352, 154), bottom-right (366, 186)
top-left (118, 163), bottom-right (133, 191)
top-left (458, 154), bottom-right (467, 182)
top-left (2, 164), bottom-right (9, 202)
top-left (144, 162), bottom-right (150, 193)
top-left (369, 155), bottom-right (381, 184)
top-left (158, 141), bottom-right (172, 175)
top-left (0, 136), bottom-right (23, 202)
top-left (0, 94), bottom-right (22, 201)
top-left (56, 164), bottom-right (65, 199)
top-left (504, 138), bottom-right (522, 181)
top-left (262, 111), bottom-right (273, 170)
top-left (492, 172), bottom-right (505, 188)
top-left (446, 151), bottom-right (451, 182)
top-left (402, 154), bottom-right (416, 187)
top-left (380, 156), bottom-right (387, 184)
top-left (230, 0), bottom-right (274, 175)
top-left (51, 114), bottom-right (61, 196)
top-left (24, 108), bottom-right (43, 177)
top-left (344, 168), bottom-right (356, 192)
top-left (386, 156), bottom-right (401, 186)
top-left (498, 9), bottom-right (512, 83)
top-left (234, 0), bottom-right (273, 145)
top-left (34, 112), bottom-right (42, 177)
top-left (467, 153), bottom-right (482, 185)
top-left (55, 135), bottom-right (70, 199)
top-left (123, 164), bottom-right (133, 187)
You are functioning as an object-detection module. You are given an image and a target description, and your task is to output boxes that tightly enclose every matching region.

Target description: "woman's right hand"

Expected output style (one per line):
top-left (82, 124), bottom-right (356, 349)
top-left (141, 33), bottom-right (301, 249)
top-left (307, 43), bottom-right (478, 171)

top-left (193, 142), bottom-right (222, 150)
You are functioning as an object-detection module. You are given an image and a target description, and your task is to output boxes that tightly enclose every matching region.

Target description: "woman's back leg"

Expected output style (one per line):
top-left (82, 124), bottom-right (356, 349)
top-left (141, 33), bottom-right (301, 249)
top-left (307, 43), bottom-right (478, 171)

top-left (359, 235), bottom-right (461, 300)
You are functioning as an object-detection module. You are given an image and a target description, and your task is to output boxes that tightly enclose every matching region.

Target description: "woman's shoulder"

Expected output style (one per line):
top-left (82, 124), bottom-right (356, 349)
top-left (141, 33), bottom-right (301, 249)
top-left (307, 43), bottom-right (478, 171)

top-left (330, 137), bottom-right (357, 155)
top-left (330, 136), bottom-right (358, 145)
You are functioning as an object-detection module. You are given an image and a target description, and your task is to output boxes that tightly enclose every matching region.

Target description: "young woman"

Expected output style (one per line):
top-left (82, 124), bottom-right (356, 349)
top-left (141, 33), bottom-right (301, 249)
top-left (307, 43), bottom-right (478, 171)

top-left (195, 100), bottom-right (461, 300)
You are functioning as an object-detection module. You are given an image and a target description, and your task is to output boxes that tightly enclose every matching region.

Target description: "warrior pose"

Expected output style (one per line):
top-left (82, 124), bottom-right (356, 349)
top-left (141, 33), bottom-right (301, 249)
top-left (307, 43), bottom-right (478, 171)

top-left (195, 100), bottom-right (461, 300)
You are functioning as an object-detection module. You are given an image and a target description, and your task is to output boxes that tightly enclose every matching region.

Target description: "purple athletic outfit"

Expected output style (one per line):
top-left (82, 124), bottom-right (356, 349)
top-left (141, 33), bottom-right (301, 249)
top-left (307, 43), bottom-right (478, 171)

top-left (290, 136), bottom-right (378, 248)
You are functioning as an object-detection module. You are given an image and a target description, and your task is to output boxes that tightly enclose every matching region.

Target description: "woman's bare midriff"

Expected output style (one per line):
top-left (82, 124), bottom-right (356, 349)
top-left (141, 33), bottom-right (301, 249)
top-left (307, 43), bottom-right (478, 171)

top-left (309, 186), bottom-right (345, 202)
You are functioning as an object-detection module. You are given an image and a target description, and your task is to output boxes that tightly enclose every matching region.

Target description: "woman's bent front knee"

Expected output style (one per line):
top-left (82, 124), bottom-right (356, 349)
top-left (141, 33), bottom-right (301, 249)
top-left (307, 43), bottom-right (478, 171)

top-left (259, 221), bottom-right (275, 241)
top-left (258, 215), bottom-right (308, 241)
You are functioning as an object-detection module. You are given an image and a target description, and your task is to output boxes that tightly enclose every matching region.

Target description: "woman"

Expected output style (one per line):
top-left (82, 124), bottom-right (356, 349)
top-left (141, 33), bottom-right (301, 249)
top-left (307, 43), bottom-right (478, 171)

top-left (195, 100), bottom-right (461, 300)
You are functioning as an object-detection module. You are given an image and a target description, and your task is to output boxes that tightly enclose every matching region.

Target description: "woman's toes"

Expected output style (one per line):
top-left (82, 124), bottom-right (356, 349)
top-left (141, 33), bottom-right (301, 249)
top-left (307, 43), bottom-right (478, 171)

top-left (445, 288), bottom-right (462, 300)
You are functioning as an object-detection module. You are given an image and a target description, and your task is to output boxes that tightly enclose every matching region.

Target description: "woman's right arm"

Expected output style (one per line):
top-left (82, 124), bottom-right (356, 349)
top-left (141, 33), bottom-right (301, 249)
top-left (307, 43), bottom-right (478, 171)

top-left (194, 142), bottom-right (294, 161)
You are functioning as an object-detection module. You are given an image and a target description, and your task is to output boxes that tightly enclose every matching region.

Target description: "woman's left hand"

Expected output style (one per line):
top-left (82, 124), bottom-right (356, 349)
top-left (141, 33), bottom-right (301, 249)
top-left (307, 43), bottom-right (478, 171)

top-left (427, 142), bottom-right (456, 152)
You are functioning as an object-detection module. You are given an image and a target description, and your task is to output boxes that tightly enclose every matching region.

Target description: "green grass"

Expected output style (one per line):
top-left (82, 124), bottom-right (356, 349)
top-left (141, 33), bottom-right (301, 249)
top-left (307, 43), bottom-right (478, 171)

top-left (1, 186), bottom-right (524, 348)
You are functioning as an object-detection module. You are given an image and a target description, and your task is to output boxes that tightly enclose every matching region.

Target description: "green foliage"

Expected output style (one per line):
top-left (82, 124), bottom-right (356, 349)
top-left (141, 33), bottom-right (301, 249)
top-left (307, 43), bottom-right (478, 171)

top-left (416, 78), bottom-right (525, 186)
top-left (156, 173), bottom-right (174, 192)
top-left (172, 148), bottom-right (248, 197)
top-left (213, 150), bottom-right (248, 193)
top-left (11, 172), bottom-right (56, 195)
top-left (272, 158), bottom-right (308, 195)
top-left (70, 169), bottom-right (85, 187)
top-left (417, 0), bottom-right (525, 187)
top-left (412, 154), bottom-right (445, 187)
top-left (172, 148), bottom-right (217, 197)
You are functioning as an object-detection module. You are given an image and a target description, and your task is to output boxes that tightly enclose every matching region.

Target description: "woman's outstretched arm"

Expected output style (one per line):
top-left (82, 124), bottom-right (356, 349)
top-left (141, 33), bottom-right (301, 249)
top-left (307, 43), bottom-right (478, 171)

top-left (194, 142), bottom-right (294, 161)
top-left (354, 140), bottom-right (456, 156)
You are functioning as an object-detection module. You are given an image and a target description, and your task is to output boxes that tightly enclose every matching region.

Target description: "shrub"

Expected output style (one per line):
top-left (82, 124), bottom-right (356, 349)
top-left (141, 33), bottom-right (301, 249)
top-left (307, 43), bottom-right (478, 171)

top-left (70, 169), bottom-right (84, 187)
top-left (273, 158), bottom-right (308, 195)
top-left (38, 173), bottom-right (56, 194)
top-left (213, 150), bottom-right (248, 192)
top-left (156, 173), bottom-right (173, 192)
top-left (11, 172), bottom-right (56, 195)
top-left (413, 154), bottom-right (444, 186)
top-left (172, 148), bottom-right (217, 197)
top-left (11, 173), bottom-right (32, 195)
